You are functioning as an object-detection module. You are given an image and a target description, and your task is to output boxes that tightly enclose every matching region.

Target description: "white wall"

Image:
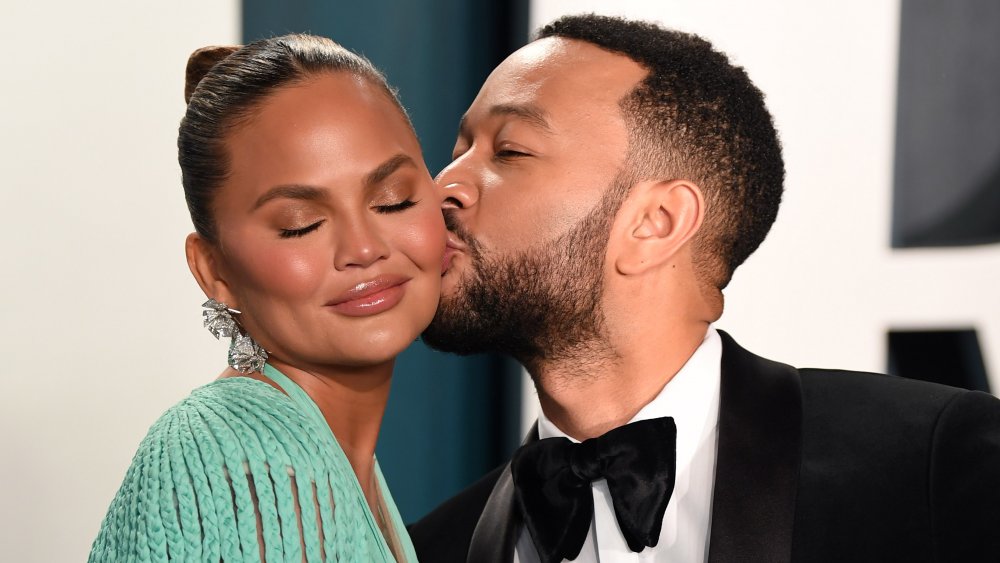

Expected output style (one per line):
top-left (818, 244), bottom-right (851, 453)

top-left (0, 2), bottom-right (239, 560)
top-left (522, 0), bottom-right (1000, 431)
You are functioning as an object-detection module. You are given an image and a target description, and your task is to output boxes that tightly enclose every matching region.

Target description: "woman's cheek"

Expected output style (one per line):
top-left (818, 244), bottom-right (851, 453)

top-left (235, 241), bottom-right (329, 299)
top-left (399, 207), bottom-right (447, 270)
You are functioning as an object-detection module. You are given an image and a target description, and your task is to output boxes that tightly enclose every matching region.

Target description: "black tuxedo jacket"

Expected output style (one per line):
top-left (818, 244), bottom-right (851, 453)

top-left (410, 332), bottom-right (1000, 562)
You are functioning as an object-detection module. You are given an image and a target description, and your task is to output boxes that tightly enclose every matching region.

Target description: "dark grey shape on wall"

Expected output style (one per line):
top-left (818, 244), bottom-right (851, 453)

top-left (887, 329), bottom-right (990, 393)
top-left (893, 0), bottom-right (1000, 247)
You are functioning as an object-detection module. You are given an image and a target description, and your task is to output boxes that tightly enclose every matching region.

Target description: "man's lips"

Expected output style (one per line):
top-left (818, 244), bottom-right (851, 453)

top-left (326, 275), bottom-right (410, 317)
top-left (442, 247), bottom-right (456, 274)
top-left (446, 231), bottom-right (468, 252)
top-left (442, 233), bottom-right (467, 274)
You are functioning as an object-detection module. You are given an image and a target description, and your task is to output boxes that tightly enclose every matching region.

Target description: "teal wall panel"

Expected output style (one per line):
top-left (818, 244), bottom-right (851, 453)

top-left (243, 0), bottom-right (527, 522)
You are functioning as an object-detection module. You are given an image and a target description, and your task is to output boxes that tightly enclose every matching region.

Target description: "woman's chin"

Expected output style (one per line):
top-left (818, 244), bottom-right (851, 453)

top-left (331, 331), bottom-right (421, 368)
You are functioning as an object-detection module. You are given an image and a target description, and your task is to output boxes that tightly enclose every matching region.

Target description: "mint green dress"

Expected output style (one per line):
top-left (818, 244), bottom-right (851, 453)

top-left (88, 364), bottom-right (417, 562)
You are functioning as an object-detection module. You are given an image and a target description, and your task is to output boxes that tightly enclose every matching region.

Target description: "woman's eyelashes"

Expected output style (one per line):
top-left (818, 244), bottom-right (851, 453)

top-left (374, 199), bottom-right (417, 214)
top-left (277, 197), bottom-right (417, 238)
top-left (279, 220), bottom-right (325, 239)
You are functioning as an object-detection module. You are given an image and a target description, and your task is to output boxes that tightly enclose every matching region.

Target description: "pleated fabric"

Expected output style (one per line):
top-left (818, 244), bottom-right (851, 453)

top-left (88, 376), bottom-right (387, 562)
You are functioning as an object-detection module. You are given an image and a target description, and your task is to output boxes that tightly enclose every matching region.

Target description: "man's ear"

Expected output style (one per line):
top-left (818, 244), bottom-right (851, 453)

top-left (185, 233), bottom-right (239, 308)
top-left (611, 179), bottom-right (705, 275)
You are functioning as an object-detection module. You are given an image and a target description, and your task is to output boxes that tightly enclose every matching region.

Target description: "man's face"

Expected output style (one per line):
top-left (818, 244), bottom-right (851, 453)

top-left (422, 38), bottom-right (648, 362)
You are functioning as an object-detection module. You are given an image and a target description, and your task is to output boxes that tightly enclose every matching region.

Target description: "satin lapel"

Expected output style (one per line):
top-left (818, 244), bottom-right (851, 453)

top-left (708, 331), bottom-right (802, 563)
top-left (467, 424), bottom-right (540, 563)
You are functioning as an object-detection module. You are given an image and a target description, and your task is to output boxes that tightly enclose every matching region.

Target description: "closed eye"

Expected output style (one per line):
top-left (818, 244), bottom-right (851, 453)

top-left (375, 199), bottom-right (417, 214)
top-left (279, 220), bottom-right (324, 238)
top-left (495, 149), bottom-right (530, 161)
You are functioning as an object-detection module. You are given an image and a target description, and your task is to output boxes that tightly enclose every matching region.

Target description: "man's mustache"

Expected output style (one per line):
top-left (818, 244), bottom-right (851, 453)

top-left (443, 209), bottom-right (478, 251)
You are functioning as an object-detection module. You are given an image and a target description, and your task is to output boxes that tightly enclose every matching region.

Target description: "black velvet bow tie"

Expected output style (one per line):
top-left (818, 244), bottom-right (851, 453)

top-left (510, 417), bottom-right (677, 563)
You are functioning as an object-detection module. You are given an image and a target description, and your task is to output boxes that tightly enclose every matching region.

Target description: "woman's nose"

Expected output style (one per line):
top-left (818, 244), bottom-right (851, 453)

top-left (333, 219), bottom-right (390, 270)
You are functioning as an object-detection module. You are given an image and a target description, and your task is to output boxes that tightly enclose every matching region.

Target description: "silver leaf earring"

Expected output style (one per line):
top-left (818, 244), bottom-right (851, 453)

top-left (202, 299), bottom-right (268, 373)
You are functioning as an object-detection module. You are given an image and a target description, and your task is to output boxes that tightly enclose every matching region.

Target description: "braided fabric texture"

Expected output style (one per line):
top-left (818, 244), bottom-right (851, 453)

top-left (88, 377), bottom-right (385, 562)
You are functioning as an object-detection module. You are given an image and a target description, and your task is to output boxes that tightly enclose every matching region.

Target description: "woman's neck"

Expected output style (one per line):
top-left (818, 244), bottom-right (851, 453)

top-left (224, 358), bottom-right (395, 509)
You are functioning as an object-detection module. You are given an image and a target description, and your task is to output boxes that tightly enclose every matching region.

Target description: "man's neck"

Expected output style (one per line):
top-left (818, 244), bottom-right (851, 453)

top-left (532, 320), bottom-right (710, 440)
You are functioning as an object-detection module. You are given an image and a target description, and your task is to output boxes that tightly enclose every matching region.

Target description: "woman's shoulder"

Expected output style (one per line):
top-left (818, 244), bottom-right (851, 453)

top-left (138, 376), bottom-right (333, 464)
top-left (89, 376), bottom-right (364, 562)
top-left (171, 375), bottom-right (292, 415)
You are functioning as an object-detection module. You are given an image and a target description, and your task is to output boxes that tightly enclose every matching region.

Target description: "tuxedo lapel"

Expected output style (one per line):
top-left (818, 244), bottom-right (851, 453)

top-left (466, 333), bottom-right (802, 563)
top-left (708, 331), bottom-right (803, 563)
top-left (467, 424), bottom-right (539, 563)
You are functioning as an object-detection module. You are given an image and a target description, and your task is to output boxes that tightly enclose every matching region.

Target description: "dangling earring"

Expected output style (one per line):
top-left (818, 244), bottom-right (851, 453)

top-left (202, 298), bottom-right (268, 373)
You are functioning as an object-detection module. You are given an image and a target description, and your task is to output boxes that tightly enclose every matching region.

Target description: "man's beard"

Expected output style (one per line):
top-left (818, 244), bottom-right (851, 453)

top-left (422, 173), bottom-right (630, 369)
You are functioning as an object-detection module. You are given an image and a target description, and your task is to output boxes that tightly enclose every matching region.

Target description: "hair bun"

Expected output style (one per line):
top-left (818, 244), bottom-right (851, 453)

top-left (185, 45), bottom-right (241, 103)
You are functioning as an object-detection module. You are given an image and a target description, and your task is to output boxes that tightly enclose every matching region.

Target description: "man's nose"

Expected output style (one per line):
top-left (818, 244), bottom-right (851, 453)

top-left (435, 160), bottom-right (480, 211)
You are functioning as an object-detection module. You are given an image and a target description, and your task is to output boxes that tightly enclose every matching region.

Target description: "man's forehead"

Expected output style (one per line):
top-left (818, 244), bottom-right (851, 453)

top-left (508, 37), bottom-right (642, 76)
top-left (475, 37), bottom-right (648, 116)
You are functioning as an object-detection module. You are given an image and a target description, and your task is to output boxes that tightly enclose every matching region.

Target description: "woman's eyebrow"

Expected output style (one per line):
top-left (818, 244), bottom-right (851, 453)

top-left (250, 154), bottom-right (416, 210)
top-left (364, 153), bottom-right (416, 187)
top-left (252, 184), bottom-right (325, 210)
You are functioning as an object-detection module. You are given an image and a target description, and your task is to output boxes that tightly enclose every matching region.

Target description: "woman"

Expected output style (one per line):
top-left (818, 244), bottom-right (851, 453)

top-left (88, 34), bottom-right (446, 562)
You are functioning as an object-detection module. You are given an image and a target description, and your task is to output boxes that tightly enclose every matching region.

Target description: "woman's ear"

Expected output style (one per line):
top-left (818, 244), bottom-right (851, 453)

top-left (612, 179), bottom-right (705, 276)
top-left (185, 233), bottom-right (238, 308)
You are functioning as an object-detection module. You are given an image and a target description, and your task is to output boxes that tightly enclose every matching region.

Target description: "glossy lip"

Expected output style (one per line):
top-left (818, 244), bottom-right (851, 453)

top-left (325, 274), bottom-right (410, 317)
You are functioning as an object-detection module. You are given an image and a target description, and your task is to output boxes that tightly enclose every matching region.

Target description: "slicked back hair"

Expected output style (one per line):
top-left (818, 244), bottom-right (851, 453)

top-left (537, 15), bottom-right (784, 290)
top-left (179, 34), bottom-right (410, 244)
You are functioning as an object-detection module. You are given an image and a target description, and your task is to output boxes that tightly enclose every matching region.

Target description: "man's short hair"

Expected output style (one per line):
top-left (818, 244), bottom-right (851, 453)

top-left (537, 14), bottom-right (785, 289)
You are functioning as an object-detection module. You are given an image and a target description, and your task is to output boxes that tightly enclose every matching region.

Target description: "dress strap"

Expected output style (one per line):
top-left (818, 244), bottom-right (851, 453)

top-left (261, 363), bottom-right (397, 561)
top-left (376, 461), bottom-right (419, 562)
top-left (262, 364), bottom-right (330, 433)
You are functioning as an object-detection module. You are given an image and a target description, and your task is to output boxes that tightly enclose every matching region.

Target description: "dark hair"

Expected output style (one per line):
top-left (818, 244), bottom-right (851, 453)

top-left (537, 15), bottom-right (784, 290)
top-left (179, 34), bottom-right (409, 243)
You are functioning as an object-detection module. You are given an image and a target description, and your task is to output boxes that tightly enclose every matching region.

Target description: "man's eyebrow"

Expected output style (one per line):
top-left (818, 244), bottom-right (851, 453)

top-left (251, 154), bottom-right (416, 210)
top-left (457, 103), bottom-right (553, 138)
top-left (490, 104), bottom-right (552, 132)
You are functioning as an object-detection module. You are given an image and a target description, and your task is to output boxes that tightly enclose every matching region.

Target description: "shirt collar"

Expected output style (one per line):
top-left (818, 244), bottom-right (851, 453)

top-left (537, 326), bottom-right (723, 472)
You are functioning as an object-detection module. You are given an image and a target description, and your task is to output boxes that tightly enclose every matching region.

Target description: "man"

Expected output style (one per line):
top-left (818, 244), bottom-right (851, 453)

top-left (412, 14), bottom-right (1000, 563)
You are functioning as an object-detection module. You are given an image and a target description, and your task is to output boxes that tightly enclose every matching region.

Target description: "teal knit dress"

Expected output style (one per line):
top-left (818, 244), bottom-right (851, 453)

top-left (88, 364), bottom-right (417, 562)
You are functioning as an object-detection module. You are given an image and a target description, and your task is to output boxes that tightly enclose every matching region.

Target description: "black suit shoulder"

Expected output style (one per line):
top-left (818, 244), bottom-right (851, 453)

top-left (799, 366), bottom-right (963, 407)
top-left (796, 367), bottom-right (968, 454)
top-left (926, 389), bottom-right (1000, 561)
top-left (409, 464), bottom-right (505, 563)
top-left (792, 368), bottom-right (1000, 562)
top-left (795, 367), bottom-right (990, 470)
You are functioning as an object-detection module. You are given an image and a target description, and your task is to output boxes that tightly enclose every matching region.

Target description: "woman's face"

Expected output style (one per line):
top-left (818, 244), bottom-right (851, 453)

top-left (204, 72), bottom-right (445, 369)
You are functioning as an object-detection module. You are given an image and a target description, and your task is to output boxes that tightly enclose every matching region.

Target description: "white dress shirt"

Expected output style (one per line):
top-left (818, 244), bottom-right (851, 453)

top-left (514, 327), bottom-right (722, 563)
